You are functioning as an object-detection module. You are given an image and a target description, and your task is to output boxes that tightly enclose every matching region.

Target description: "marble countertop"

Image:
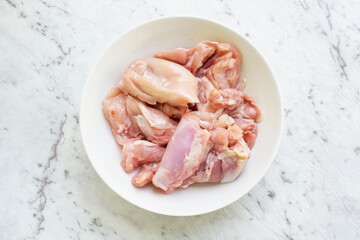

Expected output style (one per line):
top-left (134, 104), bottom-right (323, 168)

top-left (1, 0), bottom-right (359, 239)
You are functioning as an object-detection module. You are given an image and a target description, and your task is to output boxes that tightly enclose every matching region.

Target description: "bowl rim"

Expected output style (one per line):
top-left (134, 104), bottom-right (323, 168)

top-left (80, 15), bottom-right (284, 216)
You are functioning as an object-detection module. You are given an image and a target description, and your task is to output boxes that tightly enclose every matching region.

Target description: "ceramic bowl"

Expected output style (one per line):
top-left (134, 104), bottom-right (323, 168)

top-left (80, 16), bottom-right (283, 216)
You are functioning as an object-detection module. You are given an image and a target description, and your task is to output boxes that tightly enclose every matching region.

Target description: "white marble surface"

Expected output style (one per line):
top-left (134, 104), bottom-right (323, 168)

top-left (1, 0), bottom-right (359, 239)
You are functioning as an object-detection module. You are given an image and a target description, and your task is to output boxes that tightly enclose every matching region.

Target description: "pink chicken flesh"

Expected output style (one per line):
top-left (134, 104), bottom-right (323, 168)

top-left (132, 162), bottom-right (160, 187)
top-left (190, 124), bottom-right (250, 184)
top-left (196, 77), bottom-right (262, 148)
top-left (121, 139), bottom-right (165, 173)
top-left (154, 102), bottom-right (189, 119)
top-left (152, 112), bottom-right (211, 193)
top-left (118, 58), bottom-right (199, 107)
top-left (155, 41), bottom-right (243, 90)
top-left (219, 89), bottom-right (262, 149)
top-left (103, 88), bottom-right (177, 145)
top-left (102, 88), bottom-right (142, 145)
top-left (125, 95), bottom-right (177, 145)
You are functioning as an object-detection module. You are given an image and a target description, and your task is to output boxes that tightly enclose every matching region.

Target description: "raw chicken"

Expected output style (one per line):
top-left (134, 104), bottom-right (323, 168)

top-left (103, 88), bottom-right (177, 145)
top-left (155, 41), bottom-right (243, 90)
top-left (229, 92), bottom-right (262, 122)
top-left (154, 102), bottom-right (189, 119)
top-left (195, 78), bottom-right (262, 148)
top-left (190, 124), bottom-right (250, 184)
top-left (155, 41), bottom-right (216, 74)
top-left (190, 111), bottom-right (218, 131)
top-left (102, 88), bottom-right (142, 145)
top-left (221, 90), bottom-right (262, 149)
top-left (196, 77), bottom-right (217, 113)
top-left (121, 139), bottom-right (165, 173)
top-left (132, 162), bottom-right (160, 187)
top-left (125, 95), bottom-right (178, 145)
top-left (104, 41), bottom-right (263, 193)
top-left (216, 114), bottom-right (235, 129)
top-left (233, 117), bottom-right (258, 149)
top-left (118, 58), bottom-right (199, 107)
top-left (152, 112), bottom-right (211, 193)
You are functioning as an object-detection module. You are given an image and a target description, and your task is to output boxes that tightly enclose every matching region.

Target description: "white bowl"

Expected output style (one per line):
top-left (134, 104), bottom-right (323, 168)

top-left (80, 16), bottom-right (283, 216)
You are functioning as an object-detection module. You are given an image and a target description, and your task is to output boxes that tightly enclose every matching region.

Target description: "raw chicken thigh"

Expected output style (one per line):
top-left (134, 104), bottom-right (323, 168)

top-left (121, 139), bottom-right (165, 173)
top-left (155, 41), bottom-right (243, 90)
top-left (125, 95), bottom-right (177, 145)
top-left (195, 77), bottom-right (262, 148)
top-left (103, 88), bottom-right (177, 145)
top-left (132, 162), bottom-right (160, 187)
top-left (102, 88), bottom-right (142, 145)
top-left (103, 41), bottom-right (262, 193)
top-left (118, 58), bottom-right (199, 107)
top-left (152, 112), bottom-right (211, 193)
top-left (154, 103), bottom-right (189, 119)
top-left (190, 124), bottom-right (250, 184)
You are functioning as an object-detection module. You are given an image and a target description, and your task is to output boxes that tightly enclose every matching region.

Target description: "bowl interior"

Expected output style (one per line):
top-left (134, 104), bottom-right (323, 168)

top-left (80, 17), bottom-right (282, 216)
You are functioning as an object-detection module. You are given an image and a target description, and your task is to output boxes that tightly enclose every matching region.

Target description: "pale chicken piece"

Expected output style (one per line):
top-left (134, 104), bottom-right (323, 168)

top-left (196, 78), bottom-right (262, 119)
top-left (190, 124), bottom-right (250, 184)
top-left (188, 152), bottom-right (221, 184)
top-left (154, 48), bottom-right (190, 65)
top-left (208, 88), bottom-right (243, 111)
top-left (216, 114), bottom-right (235, 128)
top-left (189, 111), bottom-right (218, 131)
top-left (196, 77), bottom-right (239, 118)
top-left (132, 162), bottom-right (160, 187)
top-left (121, 139), bottom-right (165, 173)
top-left (196, 77), bottom-right (217, 113)
top-left (230, 92), bottom-right (263, 123)
top-left (196, 42), bottom-right (242, 90)
top-left (233, 117), bottom-right (258, 149)
top-left (196, 82), bottom-right (262, 149)
top-left (118, 58), bottom-right (199, 107)
top-left (125, 95), bottom-right (177, 145)
top-left (103, 88), bottom-right (177, 145)
top-left (154, 102), bottom-right (189, 119)
top-left (155, 44), bottom-right (215, 74)
top-left (155, 41), bottom-right (243, 90)
top-left (102, 88), bottom-right (142, 145)
top-left (184, 43), bottom-right (215, 74)
top-left (152, 112), bottom-right (211, 193)
top-left (207, 88), bottom-right (262, 123)
top-left (221, 90), bottom-right (262, 149)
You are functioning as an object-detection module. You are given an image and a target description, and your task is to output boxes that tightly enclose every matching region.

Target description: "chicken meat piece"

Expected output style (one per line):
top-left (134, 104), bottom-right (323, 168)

top-left (189, 111), bottom-right (218, 131)
top-left (195, 81), bottom-right (262, 148)
top-left (220, 90), bottom-right (262, 149)
top-left (196, 77), bottom-right (217, 113)
top-left (226, 91), bottom-right (263, 122)
top-left (154, 102), bottom-right (189, 119)
top-left (155, 41), bottom-right (217, 74)
top-left (196, 77), bottom-right (242, 117)
top-left (196, 41), bottom-right (242, 90)
top-left (152, 112), bottom-right (211, 193)
top-left (216, 114), bottom-right (235, 128)
top-left (190, 124), bottom-right (250, 184)
top-left (118, 58), bottom-right (199, 107)
top-left (206, 87), bottom-right (262, 123)
top-left (125, 95), bottom-right (177, 145)
top-left (153, 48), bottom-right (190, 65)
top-left (233, 117), bottom-right (258, 149)
top-left (103, 88), bottom-right (177, 145)
top-left (102, 88), bottom-right (142, 145)
top-left (132, 162), bottom-right (160, 187)
top-left (121, 139), bottom-right (165, 173)
top-left (155, 41), bottom-right (243, 90)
